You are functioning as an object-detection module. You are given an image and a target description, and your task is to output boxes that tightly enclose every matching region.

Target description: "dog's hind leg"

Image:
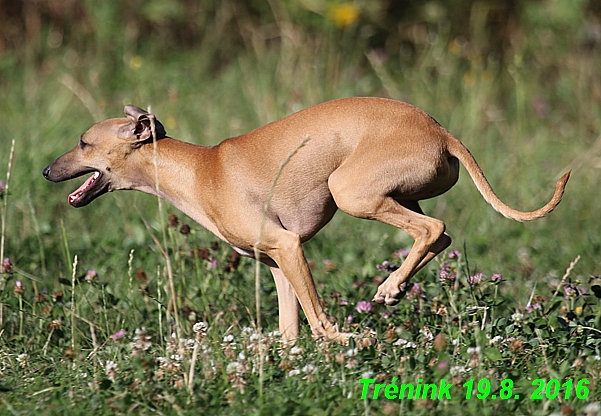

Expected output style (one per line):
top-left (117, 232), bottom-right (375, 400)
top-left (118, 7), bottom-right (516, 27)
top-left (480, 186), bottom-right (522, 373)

top-left (399, 200), bottom-right (452, 275)
top-left (329, 174), bottom-right (447, 305)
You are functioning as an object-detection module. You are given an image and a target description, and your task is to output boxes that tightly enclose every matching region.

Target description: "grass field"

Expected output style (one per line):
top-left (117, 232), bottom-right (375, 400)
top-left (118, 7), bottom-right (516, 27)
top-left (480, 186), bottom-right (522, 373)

top-left (1, 1), bottom-right (600, 415)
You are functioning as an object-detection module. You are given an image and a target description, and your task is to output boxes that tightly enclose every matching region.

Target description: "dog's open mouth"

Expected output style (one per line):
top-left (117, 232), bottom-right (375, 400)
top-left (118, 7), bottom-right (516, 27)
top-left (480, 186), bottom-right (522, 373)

top-left (68, 171), bottom-right (106, 207)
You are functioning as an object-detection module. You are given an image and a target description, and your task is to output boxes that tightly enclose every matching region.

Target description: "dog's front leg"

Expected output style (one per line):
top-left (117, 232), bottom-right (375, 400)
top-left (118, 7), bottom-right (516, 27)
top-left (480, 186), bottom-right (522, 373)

top-left (269, 266), bottom-right (300, 341)
top-left (262, 228), bottom-right (347, 343)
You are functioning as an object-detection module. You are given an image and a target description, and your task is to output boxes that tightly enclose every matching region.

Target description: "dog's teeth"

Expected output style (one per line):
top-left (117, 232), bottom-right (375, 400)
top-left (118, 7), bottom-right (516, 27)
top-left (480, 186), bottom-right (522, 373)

top-left (68, 172), bottom-right (100, 205)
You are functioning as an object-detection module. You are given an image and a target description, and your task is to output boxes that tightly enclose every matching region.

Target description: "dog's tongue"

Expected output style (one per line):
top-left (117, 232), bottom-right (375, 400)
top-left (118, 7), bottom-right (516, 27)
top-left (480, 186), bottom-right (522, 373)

top-left (68, 172), bottom-right (99, 205)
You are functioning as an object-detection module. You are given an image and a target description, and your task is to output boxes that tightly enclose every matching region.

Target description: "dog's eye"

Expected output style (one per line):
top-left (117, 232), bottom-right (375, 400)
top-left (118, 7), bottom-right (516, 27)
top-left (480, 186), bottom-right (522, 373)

top-left (79, 139), bottom-right (88, 148)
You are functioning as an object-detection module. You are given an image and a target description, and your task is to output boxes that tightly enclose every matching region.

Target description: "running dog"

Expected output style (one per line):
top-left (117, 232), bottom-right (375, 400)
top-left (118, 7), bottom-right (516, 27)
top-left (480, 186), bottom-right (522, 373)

top-left (43, 98), bottom-right (570, 342)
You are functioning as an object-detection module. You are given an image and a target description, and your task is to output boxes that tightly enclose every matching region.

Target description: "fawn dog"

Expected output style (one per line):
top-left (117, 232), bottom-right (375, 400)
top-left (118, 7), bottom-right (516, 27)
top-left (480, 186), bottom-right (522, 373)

top-left (43, 97), bottom-right (570, 342)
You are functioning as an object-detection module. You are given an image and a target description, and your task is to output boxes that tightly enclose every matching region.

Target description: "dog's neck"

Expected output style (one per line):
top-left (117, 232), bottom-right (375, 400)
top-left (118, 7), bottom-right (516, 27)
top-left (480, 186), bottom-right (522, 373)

top-left (131, 138), bottom-right (228, 240)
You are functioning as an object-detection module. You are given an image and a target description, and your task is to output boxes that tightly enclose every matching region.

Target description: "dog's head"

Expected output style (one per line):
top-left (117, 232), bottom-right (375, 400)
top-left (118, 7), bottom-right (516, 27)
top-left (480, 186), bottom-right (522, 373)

top-left (42, 106), bottom-right (166, 207)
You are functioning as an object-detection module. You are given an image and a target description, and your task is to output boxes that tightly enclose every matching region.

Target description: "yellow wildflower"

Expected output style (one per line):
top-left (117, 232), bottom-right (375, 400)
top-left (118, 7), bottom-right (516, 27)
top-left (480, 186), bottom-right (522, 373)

top-left (130, 55), bottom-right (144, 70)
top-left (328, 3), bottom-right (360, 28)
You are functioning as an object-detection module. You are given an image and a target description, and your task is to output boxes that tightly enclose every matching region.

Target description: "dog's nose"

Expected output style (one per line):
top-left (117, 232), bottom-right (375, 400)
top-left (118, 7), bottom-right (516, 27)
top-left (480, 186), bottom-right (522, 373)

top-left (42, 166), bottom-right (50, 178)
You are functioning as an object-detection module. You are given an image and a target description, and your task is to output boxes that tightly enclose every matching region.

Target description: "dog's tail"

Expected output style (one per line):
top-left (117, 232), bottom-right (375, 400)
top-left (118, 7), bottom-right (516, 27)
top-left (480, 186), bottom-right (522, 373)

top-left (446, 135), bottom-right (570, 222)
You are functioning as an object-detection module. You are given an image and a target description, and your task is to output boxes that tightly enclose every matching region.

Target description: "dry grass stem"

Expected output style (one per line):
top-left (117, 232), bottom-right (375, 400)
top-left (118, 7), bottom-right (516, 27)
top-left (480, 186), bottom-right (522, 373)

top-left (0, 140), bottom-right (15, 328)
top-left (150, 114), bottom-right (181, 339)
top-left (59, 74), bottom-right (103, 122)
top-left (252, 135), bottom-right (310, 398)
top-left (552, 255), bottom-right (581, 298)
top-left (71, 255), bottom-right (78, 351)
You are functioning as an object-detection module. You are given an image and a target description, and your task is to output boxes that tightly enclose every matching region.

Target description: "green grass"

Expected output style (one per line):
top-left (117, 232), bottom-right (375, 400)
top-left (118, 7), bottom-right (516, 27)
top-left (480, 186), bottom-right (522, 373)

top-left (1, 1), bottom-right (601, 414)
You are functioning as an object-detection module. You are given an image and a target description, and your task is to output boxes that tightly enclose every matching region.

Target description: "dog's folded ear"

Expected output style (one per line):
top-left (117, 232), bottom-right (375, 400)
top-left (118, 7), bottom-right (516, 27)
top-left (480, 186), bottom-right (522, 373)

top-left (119, 105), bottom-right (167, 144)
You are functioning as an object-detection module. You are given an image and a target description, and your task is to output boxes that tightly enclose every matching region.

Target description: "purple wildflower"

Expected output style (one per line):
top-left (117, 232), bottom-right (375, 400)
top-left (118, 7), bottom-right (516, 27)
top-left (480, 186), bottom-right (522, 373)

top-left (406, 282), bottom-right (423, 300)
top-left (491, 273), bottom-right (502, 283)
top-left (207, 257), bottom-right (218, 269)
top-left (84, 270), bottom-right (98, 283)
top-left (468, 273), bottom-right (483, 286)
top-left (14, 279), bottom-right (24, 295)
top-left (392, 248), bottom-right (411, 259)
top-left (532, 96), bottom-right (549, 119)
top-left (380, 310), bottom-right (393, 319)
top-left (1, 257), bottom-right (13, 273)
top-left (563, 283), bottom-right (578, 299)
top-left (110, 329), bottom-right (126, 341)
top-left (356, 300), bottom-right (373, 313)
top-left (439, 262), bottom-right (456, 285)
top-left (448, 250), bottom-right (461, 259)
top-left (525, 302), bottom-right (541, 313)
top-left (376, 260), bottom-right (398, 272)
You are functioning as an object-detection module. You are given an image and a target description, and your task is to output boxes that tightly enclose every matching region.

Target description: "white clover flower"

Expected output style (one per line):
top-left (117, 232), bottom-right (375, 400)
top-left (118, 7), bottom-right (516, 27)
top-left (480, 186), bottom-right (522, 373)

top-left (511, 312), bottom-right (524, 324)
top-left (361, 371), bottom-right (374, 379)
top-left (16, 354), bottom-right (28, 369)
top-left (289, 346), bottom-right (303, 356)
top-left (450, 365), bottom-right (471, 376)
top-left (346, 348), bottom-right (358, 357)
top-left (393, 338), bottom-right (417, 348)
top-left (467, 346), bottom-right (481, 355)
top-left (302, 364), bottom-right (317, 374)
top-left (420, 327), bottom-right (434, 342)
top-left (158, 356), bottom-right (180, 370)
top-left (180, 338), bottom-right (196, 349)
top-left (223, 334), bottom-right (235, 343)
top-left (288, 369), bottom-right (301, 377)
top-left (193, 322), bottom-right (209, 333)
top-left (226, 361), bottom-right (242, 374)
top-left (103, 360), bottom-right (119, 381)
top-left (489, 336), bottom-right (503, 345)
top-left (131, 328), bottom-right (152, 355)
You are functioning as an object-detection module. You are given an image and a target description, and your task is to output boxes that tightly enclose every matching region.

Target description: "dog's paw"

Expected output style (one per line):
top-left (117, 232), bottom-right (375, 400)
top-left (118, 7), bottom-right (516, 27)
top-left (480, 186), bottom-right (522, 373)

top-left (354, 328), bottom-right (378, 348)
top-left (372, 281), bottom-right (409, 305)
top-left (313, 330), bottom-right (353, 345)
